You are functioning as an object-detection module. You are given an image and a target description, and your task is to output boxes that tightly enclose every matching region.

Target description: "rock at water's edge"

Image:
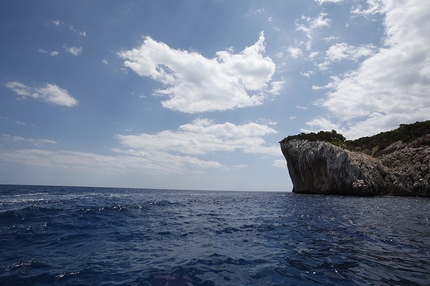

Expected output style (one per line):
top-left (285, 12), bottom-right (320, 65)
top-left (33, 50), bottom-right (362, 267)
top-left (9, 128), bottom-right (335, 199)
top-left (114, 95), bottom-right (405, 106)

top-left (280, 136), bottom-right (430, 196)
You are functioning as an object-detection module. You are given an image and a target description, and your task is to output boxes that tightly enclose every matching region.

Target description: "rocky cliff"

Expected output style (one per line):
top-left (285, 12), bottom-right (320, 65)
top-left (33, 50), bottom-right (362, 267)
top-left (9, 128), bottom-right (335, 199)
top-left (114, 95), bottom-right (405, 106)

top-left (280, 134), bottom-right (430, 197)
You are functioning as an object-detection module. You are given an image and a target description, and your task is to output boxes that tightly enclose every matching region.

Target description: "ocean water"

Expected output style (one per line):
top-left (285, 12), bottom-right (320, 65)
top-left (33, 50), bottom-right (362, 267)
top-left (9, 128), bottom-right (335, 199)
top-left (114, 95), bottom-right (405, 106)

top-left (0, 185), bottom-right (429, 286)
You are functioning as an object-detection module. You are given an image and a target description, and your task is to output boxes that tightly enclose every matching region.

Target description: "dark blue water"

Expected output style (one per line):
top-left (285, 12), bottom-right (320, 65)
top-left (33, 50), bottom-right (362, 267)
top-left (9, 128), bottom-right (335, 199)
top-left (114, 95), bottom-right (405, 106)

top-left (1, 185), bottom-right (429, 285)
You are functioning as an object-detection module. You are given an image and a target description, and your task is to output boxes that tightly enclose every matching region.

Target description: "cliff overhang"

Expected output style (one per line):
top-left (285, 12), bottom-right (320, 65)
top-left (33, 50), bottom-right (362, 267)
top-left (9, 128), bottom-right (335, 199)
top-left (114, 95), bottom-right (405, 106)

top-left (280, 123), bottom-right (430, 196)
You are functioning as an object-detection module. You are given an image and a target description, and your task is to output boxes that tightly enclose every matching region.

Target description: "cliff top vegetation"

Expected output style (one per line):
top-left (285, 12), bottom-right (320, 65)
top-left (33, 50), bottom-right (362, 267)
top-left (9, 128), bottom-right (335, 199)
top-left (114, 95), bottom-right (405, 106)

top-left (280, 120), bottom-right (430, 157)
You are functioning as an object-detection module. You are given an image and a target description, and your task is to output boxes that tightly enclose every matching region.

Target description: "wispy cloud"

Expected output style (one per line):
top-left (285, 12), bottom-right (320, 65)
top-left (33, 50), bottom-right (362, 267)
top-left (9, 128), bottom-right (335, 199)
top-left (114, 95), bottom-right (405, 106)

top-left (64, 46), bottom-right (83, 56)
top-left (5, 81), bottom-right (78, 107)
top-left (70, 25), bottom-right (86, 36)
top-left (118, 32), bottom-right (281, 113)
top-left (2, 134), bottom-right (56, 146)
top-left (272, 159), bottom-right (287, 168)
top-left (315, 0), bottom-right (343, 4)
top-left (316, 42), bottom-right (377, 70)
top-left (295, 12), bottom-right (331, 51)
top-left (52, 19), bottom-right (62, 26)
top-left (352, 0), bottom-right (385, 17)
top-left (38, 48), bottom-right (60, 56)
top-left (0, 148), bottom-right (222, 175)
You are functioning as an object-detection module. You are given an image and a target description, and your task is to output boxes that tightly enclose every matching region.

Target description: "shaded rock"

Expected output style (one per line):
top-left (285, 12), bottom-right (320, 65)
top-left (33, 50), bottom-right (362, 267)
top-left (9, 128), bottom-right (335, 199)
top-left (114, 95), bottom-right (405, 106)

top-left (280, 136), bottom-right (430, 196)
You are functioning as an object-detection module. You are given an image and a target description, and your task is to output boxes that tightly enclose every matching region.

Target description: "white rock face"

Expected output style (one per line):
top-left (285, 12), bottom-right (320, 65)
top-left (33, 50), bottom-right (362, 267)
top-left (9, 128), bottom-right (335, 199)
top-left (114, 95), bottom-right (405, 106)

top-left (280, 136), bottom-right (430, 196)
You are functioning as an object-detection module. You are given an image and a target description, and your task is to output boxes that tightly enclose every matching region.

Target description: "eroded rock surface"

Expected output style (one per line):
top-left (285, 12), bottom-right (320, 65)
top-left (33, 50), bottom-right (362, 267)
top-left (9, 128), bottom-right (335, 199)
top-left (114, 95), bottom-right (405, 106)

top-left (280, 135), bottom-right (430, 196)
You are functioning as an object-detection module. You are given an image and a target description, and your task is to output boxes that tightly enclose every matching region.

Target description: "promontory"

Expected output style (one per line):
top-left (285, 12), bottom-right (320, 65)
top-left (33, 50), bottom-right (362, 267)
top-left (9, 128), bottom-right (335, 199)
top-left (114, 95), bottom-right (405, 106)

top-left (280, 121), bottom-right (430, 196)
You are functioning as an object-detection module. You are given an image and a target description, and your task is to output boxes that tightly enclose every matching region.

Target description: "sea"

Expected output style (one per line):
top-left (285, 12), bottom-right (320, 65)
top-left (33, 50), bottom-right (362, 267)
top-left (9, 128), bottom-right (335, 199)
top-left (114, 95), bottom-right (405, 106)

top-left (0, 185), bottom-right (429, 286)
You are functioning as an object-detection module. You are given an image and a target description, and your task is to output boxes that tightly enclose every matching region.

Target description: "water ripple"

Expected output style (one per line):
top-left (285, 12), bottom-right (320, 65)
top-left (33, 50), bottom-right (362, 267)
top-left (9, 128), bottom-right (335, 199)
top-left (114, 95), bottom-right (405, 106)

top-left (1, 186), bottom-right (429, 285)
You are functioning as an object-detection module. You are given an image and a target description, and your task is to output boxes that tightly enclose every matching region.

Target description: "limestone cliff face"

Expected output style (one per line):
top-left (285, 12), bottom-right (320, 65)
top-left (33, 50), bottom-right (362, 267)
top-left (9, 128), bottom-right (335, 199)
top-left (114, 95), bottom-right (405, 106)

top-left (280, 135), bottom-right (430, 196)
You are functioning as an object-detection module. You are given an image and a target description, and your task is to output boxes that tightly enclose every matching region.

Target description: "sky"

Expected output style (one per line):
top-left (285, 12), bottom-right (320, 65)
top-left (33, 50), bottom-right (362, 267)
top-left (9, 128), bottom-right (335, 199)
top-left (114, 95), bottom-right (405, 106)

top-left (1, 0), bottom-right (429, 191)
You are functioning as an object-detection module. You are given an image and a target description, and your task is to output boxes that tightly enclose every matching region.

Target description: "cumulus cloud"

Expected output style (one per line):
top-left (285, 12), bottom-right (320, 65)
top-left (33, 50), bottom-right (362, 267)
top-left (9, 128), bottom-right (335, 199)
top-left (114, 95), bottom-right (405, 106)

top-left (5, 81), bottom-right (78, 107)
top-left (116, 119), bottom-right (279, 156)
top-left (308, 0), bottom-right (430, 139)
top-left (118, 32), bottom-right (280, 113)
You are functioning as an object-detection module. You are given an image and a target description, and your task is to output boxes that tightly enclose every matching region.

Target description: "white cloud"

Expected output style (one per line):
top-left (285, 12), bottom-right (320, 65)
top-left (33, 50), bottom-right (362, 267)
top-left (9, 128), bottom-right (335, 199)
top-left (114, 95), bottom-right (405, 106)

top-left (0, 148), bottom-right (224, 175)
top-left (116, 118), bottom-right (279, 156)
top-left (64, 46), bottom-right (83, 56)
top-left (6, 81), bottom-right (31, 96)
top-left (0, 119), bottom-right (281, 176)
top-left (315, 0), bottom-right (343, 4)
top-left (257, 118), bottom-right (278, 126)
top-left (52, 19), bottom-right (62, 26)
top-left (118, 32), bottom-right (280, 113)
top-left (326, 43), bottom-right (376, 62)
top-left (2, 134), bottom-right (56, 146)
top-left (2, 134), bottom-right (25, 142)
top-left (266, 80), bottom-right (285, 95)
top-left (286, 46), bottom-right (303, 58)
top-left (5, 81), bottom-right (78, 107)
top-left (38, 49), bottom-right (59, 56)
top-left (352, 0), bottom-right (384, 17)
top-left (102, 59), bottom-right (108, 65)
top-left (317, 42), bottom-right (377, 70)
top-left (309, 0), bottom-right (430, 138)
top-left (272, 159), bottom-right (287, 169)
top-left (324, 36), bottom-right (339, 42)
top-left (301, 71), bottom-right (314, 78)
top-left (296, 13), bottom-right (331, 51)
top-left (309, 52), bottom-right (319, 59)
top-left (69, 25), bottom-right (86, 36)
top-left (15, 121), bottom-right (25, 125)
top-left (303, 117), bottom-right (342, 133)
top-left (232, 164), bottom-right (248, 169)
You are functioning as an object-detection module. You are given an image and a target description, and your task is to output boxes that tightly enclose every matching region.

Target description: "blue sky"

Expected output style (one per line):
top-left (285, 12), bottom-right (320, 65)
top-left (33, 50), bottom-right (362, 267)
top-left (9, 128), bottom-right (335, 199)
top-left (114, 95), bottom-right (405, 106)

top-left (1, 0), bottom-right (429, 191)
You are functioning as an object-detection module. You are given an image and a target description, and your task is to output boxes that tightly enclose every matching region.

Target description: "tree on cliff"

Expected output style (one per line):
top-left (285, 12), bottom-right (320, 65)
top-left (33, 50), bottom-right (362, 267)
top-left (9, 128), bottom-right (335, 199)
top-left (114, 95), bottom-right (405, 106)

top-left (280, 129), bottom-right (345, 144)
top-left (280, 120), bottom-right (430, 157)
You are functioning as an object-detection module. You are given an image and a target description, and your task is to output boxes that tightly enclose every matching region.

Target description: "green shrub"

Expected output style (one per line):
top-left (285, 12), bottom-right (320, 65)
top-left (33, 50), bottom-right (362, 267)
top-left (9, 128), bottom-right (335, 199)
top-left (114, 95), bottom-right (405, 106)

top-left (280, 120), bottom-right (430, 157)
